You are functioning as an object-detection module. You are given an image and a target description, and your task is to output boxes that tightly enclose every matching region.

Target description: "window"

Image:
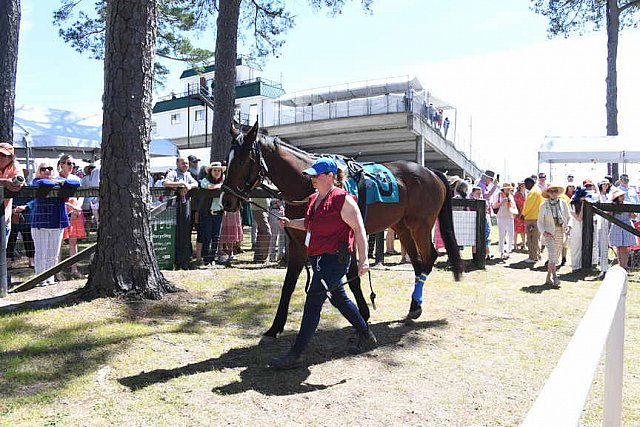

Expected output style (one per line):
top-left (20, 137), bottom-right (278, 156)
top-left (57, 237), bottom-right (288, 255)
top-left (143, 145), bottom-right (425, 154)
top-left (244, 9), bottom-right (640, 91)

top-left (249, 104), bottom-right (258, 122)
top-left (170, 113), bottom-right (181, 125)
top-left (195, 110), bottom-right (205, 121)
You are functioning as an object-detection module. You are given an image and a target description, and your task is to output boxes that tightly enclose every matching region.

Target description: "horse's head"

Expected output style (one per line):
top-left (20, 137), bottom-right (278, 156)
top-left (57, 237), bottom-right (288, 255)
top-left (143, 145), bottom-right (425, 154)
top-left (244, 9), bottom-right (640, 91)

top-left (221, 122), bottom-right (263, 212)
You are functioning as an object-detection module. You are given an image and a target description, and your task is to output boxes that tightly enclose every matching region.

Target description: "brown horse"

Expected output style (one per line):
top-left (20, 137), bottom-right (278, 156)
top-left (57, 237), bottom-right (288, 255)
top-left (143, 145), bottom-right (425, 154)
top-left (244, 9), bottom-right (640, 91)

top-left (222, 122), bottom-right (462, 342)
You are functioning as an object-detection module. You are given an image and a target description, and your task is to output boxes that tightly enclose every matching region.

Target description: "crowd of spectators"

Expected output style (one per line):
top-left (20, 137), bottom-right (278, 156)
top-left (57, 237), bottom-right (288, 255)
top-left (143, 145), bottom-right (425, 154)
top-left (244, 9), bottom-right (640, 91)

top-left (423, 103), bottom-right (450, 140)
top-left (454, 169), bottom-right (640, 285)
top-left (5, 146), bottom-right (638, 287)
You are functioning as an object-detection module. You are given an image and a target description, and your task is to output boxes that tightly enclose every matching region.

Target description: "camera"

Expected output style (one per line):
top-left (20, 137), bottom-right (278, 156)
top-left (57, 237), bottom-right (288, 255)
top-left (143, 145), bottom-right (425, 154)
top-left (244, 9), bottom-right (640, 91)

top-left (12, 175), bottom-right (25, 185)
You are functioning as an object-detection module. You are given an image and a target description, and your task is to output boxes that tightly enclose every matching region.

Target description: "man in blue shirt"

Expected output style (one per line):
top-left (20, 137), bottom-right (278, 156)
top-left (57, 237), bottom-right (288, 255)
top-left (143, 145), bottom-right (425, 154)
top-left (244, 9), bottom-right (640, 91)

top-left (618, 174), bottom-right (639, 204)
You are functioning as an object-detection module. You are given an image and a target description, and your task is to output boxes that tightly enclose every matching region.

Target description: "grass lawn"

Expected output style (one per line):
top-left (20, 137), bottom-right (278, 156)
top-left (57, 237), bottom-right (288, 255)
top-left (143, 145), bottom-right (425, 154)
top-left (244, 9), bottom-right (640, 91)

top-left (1, 244), bottom-right (639, 426)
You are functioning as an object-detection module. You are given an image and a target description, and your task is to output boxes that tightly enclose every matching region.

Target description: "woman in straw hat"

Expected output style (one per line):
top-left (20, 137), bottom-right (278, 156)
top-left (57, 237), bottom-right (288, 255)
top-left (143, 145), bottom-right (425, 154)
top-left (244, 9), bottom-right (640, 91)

top-left (608, 188), bottom-right (638, 269)
top-left (537, 183), bottom-right (569, 286)
top-left (195, 162), bottom-right (227, 265)
top-left (493, 182), bottom-right (516, 259)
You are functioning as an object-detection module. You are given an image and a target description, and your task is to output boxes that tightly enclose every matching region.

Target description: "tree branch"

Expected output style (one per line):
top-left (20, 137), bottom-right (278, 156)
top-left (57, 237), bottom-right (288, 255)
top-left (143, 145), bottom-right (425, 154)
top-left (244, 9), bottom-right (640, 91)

top-left (250, 0), bottom-right (282, 17)
top-left (619, 0), bottom-right (640, 12)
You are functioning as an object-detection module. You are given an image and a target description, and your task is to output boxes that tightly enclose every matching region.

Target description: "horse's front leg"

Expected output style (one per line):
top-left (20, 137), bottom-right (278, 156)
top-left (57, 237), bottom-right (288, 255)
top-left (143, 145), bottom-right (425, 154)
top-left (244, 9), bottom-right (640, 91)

top-left (346, 255), bottom-right (369, 322)
top-left (261, 231), bottom-right (307, 343)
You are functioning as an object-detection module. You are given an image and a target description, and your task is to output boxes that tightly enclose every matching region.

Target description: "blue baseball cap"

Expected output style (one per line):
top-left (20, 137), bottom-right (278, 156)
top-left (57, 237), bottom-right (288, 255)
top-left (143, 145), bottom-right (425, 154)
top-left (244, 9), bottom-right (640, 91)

top-left (302, 158), bottom-right (338, 176)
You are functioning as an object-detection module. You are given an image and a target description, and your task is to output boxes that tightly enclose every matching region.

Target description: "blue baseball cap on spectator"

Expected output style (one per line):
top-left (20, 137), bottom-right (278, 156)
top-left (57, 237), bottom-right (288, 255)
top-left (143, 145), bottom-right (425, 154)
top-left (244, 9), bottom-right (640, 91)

top-left (302, 158), bottom-right (338, 176)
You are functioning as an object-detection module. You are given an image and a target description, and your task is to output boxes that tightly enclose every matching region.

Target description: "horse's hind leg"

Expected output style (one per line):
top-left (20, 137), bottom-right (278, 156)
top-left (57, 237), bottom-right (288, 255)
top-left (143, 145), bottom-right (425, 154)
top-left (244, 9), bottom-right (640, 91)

top-left (346, 255), bottom-right (369, 321)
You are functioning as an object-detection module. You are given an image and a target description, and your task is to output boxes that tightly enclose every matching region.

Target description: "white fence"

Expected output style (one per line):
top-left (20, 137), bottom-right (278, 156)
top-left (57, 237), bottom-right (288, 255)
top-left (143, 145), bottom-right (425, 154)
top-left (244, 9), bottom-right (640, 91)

top-left (521, 266), bottom-right (627, 427)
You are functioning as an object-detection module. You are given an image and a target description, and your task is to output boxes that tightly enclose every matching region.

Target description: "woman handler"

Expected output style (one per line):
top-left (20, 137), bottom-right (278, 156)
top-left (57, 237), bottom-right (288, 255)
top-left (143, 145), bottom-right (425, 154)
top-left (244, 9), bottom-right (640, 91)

top-left (270, 158), bottom-right (376, 369)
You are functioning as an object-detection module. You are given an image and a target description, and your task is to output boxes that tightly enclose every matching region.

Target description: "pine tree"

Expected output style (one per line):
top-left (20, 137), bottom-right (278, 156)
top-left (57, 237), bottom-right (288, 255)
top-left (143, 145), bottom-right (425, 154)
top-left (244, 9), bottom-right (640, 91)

top-left (0, 0), bottom-right (21, 143)
top-left (87, 0), bottom-right (176, 299)
top-left (532, 1), bottom-right (640, 135)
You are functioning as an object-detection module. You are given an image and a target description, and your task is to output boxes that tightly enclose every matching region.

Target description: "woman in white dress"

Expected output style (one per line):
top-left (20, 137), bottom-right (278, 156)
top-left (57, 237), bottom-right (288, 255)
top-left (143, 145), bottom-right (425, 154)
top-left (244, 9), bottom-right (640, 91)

top-left (493, 182), bottom-right (516, 260)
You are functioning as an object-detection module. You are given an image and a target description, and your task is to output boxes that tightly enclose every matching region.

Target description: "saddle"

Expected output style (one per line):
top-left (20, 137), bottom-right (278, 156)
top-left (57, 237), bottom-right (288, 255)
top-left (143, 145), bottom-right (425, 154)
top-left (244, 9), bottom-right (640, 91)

top-left (324, 155), bottom-right (399, 223)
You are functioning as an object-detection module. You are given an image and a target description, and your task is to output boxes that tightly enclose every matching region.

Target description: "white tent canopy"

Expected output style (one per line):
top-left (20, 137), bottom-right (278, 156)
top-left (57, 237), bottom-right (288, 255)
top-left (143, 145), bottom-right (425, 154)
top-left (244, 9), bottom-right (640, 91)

top-left (539, 136), bottom-right (640, 163)
top-left (12, 106), bottom-right (178, 158)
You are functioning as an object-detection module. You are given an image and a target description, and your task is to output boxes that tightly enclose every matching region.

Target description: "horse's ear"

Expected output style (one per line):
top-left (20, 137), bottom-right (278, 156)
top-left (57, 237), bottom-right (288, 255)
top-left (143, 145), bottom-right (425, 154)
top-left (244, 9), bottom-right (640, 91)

top-left (246, 121), bottom-right (259, 142)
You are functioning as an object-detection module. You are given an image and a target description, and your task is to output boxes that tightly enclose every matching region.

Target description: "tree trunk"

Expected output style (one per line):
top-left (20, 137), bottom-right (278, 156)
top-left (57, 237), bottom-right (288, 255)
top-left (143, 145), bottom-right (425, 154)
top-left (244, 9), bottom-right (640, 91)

top-left (0, 0), bottom-right (20, 143)
top-left (87, 0), bottom-right (175, 299)
top-left (605, 0), bottom-right (620, 178)
top-left (210, 0), bottom-right (242, 163)
top-left (605, 0), bottom-right (619, 136)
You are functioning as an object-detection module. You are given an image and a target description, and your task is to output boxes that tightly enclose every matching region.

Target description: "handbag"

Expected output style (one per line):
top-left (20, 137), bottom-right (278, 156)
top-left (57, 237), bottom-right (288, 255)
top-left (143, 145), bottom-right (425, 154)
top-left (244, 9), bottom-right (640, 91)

top-left (509, 203), bottom-right (519, 217)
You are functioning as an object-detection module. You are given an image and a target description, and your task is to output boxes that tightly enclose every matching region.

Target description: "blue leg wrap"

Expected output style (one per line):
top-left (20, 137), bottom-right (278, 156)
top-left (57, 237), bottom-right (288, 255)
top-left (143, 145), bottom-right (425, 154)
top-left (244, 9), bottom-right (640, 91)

top-left (411, 273), bottom-right (428, 304)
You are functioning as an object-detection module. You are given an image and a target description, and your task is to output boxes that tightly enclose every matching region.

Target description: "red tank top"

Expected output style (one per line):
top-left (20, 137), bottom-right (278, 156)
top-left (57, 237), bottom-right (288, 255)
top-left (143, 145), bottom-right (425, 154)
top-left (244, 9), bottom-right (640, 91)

top-left (304, 187), bottom-right (355, 256)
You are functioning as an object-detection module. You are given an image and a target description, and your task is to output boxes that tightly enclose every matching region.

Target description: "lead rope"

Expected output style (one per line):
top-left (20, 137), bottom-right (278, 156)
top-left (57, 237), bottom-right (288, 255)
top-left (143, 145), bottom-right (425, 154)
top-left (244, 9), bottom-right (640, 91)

top-left (222, 183), bottom-right (312, 292)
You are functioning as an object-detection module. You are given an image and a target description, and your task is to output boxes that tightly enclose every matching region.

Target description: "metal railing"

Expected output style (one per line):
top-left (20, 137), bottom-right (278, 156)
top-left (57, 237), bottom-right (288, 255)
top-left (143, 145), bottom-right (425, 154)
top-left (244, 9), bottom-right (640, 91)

top-left (521, 266), bottom-right (627, 426)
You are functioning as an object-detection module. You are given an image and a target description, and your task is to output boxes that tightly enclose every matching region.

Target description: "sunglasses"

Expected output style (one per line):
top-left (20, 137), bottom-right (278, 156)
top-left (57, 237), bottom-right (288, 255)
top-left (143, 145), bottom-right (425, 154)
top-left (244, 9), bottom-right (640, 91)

top-left (0, 153), bottom-right (13, 158)
top-left (63, 161), bottom-right (75, 167)
top-left (40, 166), bottom-right (54, 172)
top-left (585, 184), bottom-right (594, 188)
top-left (548, 189), bottom-right (559, 194)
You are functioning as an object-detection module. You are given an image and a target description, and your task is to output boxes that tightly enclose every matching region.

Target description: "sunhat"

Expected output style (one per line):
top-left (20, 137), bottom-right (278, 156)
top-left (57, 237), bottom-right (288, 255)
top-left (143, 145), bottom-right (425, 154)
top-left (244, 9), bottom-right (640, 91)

top-left (542, 183), bottom-right (565, 198)
top-left (610, 188), bottom-right (626, 201)
top-left (447, 175), bottom-right (462, 186)
top-left (500, 182), bottom-right (514, 190)
top-left (206, 161), bottom-right (226, 172)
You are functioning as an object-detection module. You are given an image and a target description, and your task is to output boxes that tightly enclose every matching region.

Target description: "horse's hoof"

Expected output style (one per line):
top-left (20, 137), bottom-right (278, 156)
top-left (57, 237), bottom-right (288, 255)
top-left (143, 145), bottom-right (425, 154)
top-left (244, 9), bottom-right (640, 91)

top-left (407, 300), bottom-right (422, 320)
top-left (259, 334), bottom-right (277, 345)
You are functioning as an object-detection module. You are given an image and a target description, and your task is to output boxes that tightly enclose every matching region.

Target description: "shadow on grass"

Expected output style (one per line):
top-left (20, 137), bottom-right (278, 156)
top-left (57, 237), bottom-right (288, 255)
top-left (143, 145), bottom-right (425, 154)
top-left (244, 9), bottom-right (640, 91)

top-left (520, 283), bottom-right (561, 294)
top-left (0, 318), bottom-right (160, 400)
top-left (0, 278), bottom-right (283, 401)
top-left (118, 318), bottom-right (448, 396)
top-left (0, 288), bottom-right (91, 316)
top-left (120, 279), bottom-right (280, 332)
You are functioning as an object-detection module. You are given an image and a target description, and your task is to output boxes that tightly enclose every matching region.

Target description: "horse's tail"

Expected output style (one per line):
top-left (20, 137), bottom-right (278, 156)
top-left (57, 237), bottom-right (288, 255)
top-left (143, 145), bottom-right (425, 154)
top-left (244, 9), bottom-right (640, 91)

top-left (434, 170), bottom-right (463, 281)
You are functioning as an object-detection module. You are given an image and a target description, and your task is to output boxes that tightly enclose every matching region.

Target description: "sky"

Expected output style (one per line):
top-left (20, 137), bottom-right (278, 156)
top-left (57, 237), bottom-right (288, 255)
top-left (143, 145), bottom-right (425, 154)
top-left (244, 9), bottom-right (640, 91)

top-left (14, 0), bottom-right (640, 181)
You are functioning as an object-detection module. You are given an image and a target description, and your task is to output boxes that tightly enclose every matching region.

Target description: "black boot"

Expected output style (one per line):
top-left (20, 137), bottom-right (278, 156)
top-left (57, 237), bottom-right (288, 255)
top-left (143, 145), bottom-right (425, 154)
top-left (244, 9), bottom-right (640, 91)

top-left (560, 257), bottom-right (566, 266)
top-left (349, 329), bottom-right (377, 354)
top-left (407, 299), bottom-right (422, 320)
top-left (270, 350), bottom-right (302, 370)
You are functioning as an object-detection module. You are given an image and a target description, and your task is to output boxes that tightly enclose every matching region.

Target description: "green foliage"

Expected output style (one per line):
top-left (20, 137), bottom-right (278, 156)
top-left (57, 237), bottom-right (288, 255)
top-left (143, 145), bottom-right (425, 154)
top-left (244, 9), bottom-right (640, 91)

top-left (53, 0), bottom-right (215, 76)
top-left (54, 0), bottom-right (373, 67)
top-left (531, 0), bottom-right (640, 37)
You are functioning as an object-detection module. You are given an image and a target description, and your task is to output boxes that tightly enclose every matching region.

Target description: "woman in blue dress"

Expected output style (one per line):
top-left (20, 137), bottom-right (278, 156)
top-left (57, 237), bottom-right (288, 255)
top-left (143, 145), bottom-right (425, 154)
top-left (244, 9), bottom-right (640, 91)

top-left (608, 188), bottom-right (638, 269)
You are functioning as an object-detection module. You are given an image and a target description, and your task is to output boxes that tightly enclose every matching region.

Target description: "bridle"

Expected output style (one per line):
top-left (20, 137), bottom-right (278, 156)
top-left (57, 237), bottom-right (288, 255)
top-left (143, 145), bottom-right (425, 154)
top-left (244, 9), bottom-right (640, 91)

top-left (222, 136), bottom-right (268, 202)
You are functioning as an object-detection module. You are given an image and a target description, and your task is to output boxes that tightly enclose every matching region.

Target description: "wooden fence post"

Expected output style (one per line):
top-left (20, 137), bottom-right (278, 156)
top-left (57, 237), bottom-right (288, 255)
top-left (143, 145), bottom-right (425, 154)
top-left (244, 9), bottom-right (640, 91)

top-left (473, 199), bottom-right (486, 269)
top-left (582, 201), bottom-right (594, 272)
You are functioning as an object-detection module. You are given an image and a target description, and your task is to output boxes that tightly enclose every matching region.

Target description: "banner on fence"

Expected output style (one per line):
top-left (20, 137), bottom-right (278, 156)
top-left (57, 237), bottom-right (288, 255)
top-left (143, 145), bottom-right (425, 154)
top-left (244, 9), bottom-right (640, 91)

top-left (453, 211), bottom-right (476, 246)
top-left (151, 207), bottom-right (176, 270)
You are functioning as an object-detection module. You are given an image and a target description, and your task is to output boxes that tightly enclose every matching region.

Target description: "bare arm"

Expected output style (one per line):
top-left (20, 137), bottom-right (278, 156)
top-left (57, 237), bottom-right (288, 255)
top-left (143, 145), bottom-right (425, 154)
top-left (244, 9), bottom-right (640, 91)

top-left (340, 195), bottom-right (369, 276)
top-left (163, 180), bottom-right (185, 188)
top-left (278, 217), bottom-right (306, 231)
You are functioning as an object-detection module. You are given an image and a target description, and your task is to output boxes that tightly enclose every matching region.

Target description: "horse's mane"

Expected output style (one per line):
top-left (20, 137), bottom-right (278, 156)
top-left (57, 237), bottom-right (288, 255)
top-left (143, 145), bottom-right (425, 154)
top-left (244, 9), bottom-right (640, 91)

top-left (258, 134), bottom-right (318, 163)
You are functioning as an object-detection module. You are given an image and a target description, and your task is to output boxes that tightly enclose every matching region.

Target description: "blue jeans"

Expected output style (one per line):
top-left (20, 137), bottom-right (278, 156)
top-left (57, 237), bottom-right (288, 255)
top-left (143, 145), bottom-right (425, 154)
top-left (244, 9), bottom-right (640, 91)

top-left (485, 214), bottom-right (491, 248)
top-left (292, 253), bottom-right (369, 356)
top-left (197, 211), bottom-right (223, 263)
